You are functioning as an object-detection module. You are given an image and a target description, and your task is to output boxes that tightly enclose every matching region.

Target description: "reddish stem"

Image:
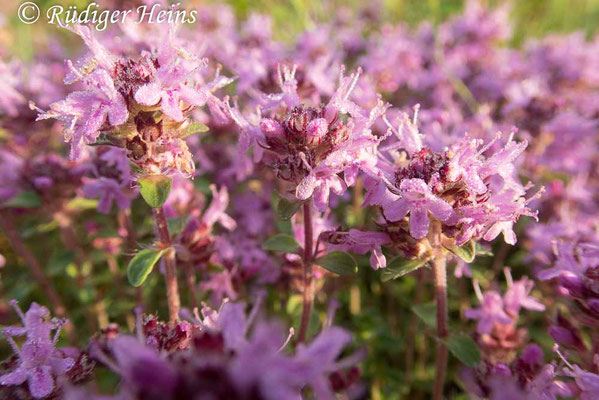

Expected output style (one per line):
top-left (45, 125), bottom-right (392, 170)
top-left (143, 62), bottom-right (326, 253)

top-left (152, 206), bottom-right (181, 324)
top-left (297, 200), bottom-right (314, 344)
top-left (430, 221), bottom-right (448, 400)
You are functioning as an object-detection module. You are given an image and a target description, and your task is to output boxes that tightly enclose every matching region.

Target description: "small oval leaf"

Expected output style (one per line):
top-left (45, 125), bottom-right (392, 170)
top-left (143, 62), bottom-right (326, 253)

top-left (127, 248), bottom-right (166, 287)
top-left (181, 121), bottom-right (209, 138)
top-left (138, 175), bottom-right (172, 208)
top-left (381, 257), bottom-right (428, 282)
top-left (3, 191), bottom-right (41, 209)
top-left (447, 240), bottom-right (476, 263)
top-left (446, 334), bottom-right (481, 367)
top-left (315, 251), bottom-right (358, 275)
top-left (475, 242), bottom-right (493, 257)
top-left (411, 303), bottom-right (437, 328)
top-left (262, 234), bottom-right (300, 253)
top-left (277, 198), bottom-right (303, 221)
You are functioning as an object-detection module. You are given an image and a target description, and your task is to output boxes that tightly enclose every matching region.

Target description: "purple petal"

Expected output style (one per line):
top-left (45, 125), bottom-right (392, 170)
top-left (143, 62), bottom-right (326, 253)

top-left (427, 196), bottom-right (454, 221)
top-left (178, 84), bottom-right (209, 107)
top-left (383, 199), bottom-right (409, 221)
top-left (409, 208), bottom-right (430, 239)
top-left (49, 356), bottom-right (75, 375)
top-left (160, 92), bottom-right (185, 122)
top-left (296, 175), bottom-right (317, 201)
top-left (28, 366), bottom-right (54, 399)
top-left (0, 367), bottom-right (28, 385)
top-left (134, 83), bottom-right (162, 106)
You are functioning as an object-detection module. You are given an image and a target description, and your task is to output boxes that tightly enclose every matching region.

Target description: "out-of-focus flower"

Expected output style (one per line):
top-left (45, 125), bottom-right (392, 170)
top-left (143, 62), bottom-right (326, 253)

top-left (0, 301), bottom-right (74, 399)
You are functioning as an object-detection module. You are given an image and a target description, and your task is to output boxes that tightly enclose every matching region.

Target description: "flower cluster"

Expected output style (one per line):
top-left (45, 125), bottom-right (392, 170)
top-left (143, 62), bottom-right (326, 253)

top-left (36, 24), bottom-right (231, 178)
top-left (0, 0), bottom-right (598, 398)
top-left (70, 300), bottom-right (360, 400)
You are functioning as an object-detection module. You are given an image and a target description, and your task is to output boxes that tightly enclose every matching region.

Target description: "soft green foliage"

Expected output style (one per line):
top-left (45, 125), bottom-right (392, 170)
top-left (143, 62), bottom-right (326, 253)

top-left (2, 191), bottom-right (42, 208)
top-left (262, 234), bottom-right (301, 252)
top-left (219, 0), bottom-right (599, 44)
top-left (127, 248), bottom-right (167, 287)
top-left (315, 251), bottom-right (358, 275)
top-left (381, 257), bottom-right (429, 282)
top-left (276, 198), bottom-right (303, 220)
top-left (446, 334), bottom-right (481, 367)
top-left (138, 175), bottom-right (172, 208)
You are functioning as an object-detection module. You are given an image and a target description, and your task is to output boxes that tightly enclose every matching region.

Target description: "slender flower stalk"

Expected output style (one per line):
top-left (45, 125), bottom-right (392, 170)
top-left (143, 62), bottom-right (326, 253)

top-left (298, 200), bottom-right (314, 343)
top-left (429, 220), bottom-right (449, 400)
top-left (152, 206), bottom-right (181, 324)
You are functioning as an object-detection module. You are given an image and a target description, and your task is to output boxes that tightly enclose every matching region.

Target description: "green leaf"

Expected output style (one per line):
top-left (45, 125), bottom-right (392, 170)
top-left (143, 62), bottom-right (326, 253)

top-left (381, 257), bottom-right (428, 282)
top-left (315, 251), bottom-right (358, 275)
top-left (262, 234), bottom-right (300, 253)
top-left (411, 303), bottom-right (437, 328)
top-left (270, 192), bottom-right (292, 234)
top-left (180, 121), bottom-right (209, 138)
top-left (475, 242), bottom-right (493, 257)
top-left (167, 217), bottom-right (189, 236)
top-left (3, 191), bottom-right (41, 208)
top-left (447, 240), bottom-right (476, 263)
top-left (446, 334), bottom-right (481, 367)
top-left (277, 198), bottom-right (303, 220)
top-left (66, 197), bottom-right (98, 211)
top-left (47, 250), bottom-right (76, 276)
top-left (127, 248), bottom-right (167, 287)
top-left (89, 132), bottom-right (127, 147)
top-left (138, 175), bottom-right (172, 208)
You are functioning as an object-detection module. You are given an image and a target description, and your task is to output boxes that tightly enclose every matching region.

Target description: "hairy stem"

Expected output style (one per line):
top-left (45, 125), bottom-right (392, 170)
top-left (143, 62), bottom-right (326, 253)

top-left (430, 221), bottom-right (448, 400)
top-left (0, 212), bottom-right (76, 343)
top-left (152, 206), bottom-right (181, 324)
top-left (297, 200), bottom-right (314, 343)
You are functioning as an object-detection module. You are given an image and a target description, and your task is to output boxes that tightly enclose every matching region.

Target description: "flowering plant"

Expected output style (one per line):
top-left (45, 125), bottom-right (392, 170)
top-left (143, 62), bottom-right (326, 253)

top-left (1, 1), bottom-right (598, 399)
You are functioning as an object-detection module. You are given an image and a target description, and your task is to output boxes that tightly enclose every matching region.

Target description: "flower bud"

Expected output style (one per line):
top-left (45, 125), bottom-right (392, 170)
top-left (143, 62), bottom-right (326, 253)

top-left (549, 326), bottom-right (582, 349)
top-left (260, 118), bottom-right (285, 139)
top-left (306, 118), bottom-right (328, 144)
top-left (549, 315), bottom-right (585, 350)
top-left (558, 273), bottom-right (585, 298)
top-left (587, 299), bottom-right (599, 315)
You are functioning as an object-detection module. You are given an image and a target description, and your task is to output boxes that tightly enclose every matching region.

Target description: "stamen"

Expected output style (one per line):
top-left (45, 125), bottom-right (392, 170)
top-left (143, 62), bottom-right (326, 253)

top-left (245, 291), bottom-right (265, 335)
top-left (52, 318), bottom-right (67, 346)
top-left (325, 299), bottom-right (340, 328)
top-left (477, 132), bottom-right (501, 157)
top-left (553, 344), bottom-right (575, 370)
top-left (1, 329), bottom-right (22, 355)
top-left (9, 300), bottom-right (26, 324)
top-left (503, 267), bottom-right (513, 287)
top-left (278, 328), bottom-right (295, 352)
top-left (473, 279), bottom-right (483, 302)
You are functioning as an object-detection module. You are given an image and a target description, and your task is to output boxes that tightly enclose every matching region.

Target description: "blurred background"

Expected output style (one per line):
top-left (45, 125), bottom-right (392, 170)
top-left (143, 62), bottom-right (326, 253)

top-left (1, 0), bottom-right (599, 60)
top-left (0, 1), bottom-right (597, 399)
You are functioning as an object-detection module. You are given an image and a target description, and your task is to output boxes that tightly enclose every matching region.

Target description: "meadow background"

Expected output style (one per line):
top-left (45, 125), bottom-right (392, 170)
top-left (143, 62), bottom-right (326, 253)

top-left (0, 0), bottom-right (598, 399)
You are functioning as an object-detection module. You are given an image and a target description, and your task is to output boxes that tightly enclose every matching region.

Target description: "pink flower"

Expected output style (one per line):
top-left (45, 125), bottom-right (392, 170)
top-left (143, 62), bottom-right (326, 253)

top-left (383, 178), bottom-right (453, 239)
top-left (465, 291), bottom-right (512, 334)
